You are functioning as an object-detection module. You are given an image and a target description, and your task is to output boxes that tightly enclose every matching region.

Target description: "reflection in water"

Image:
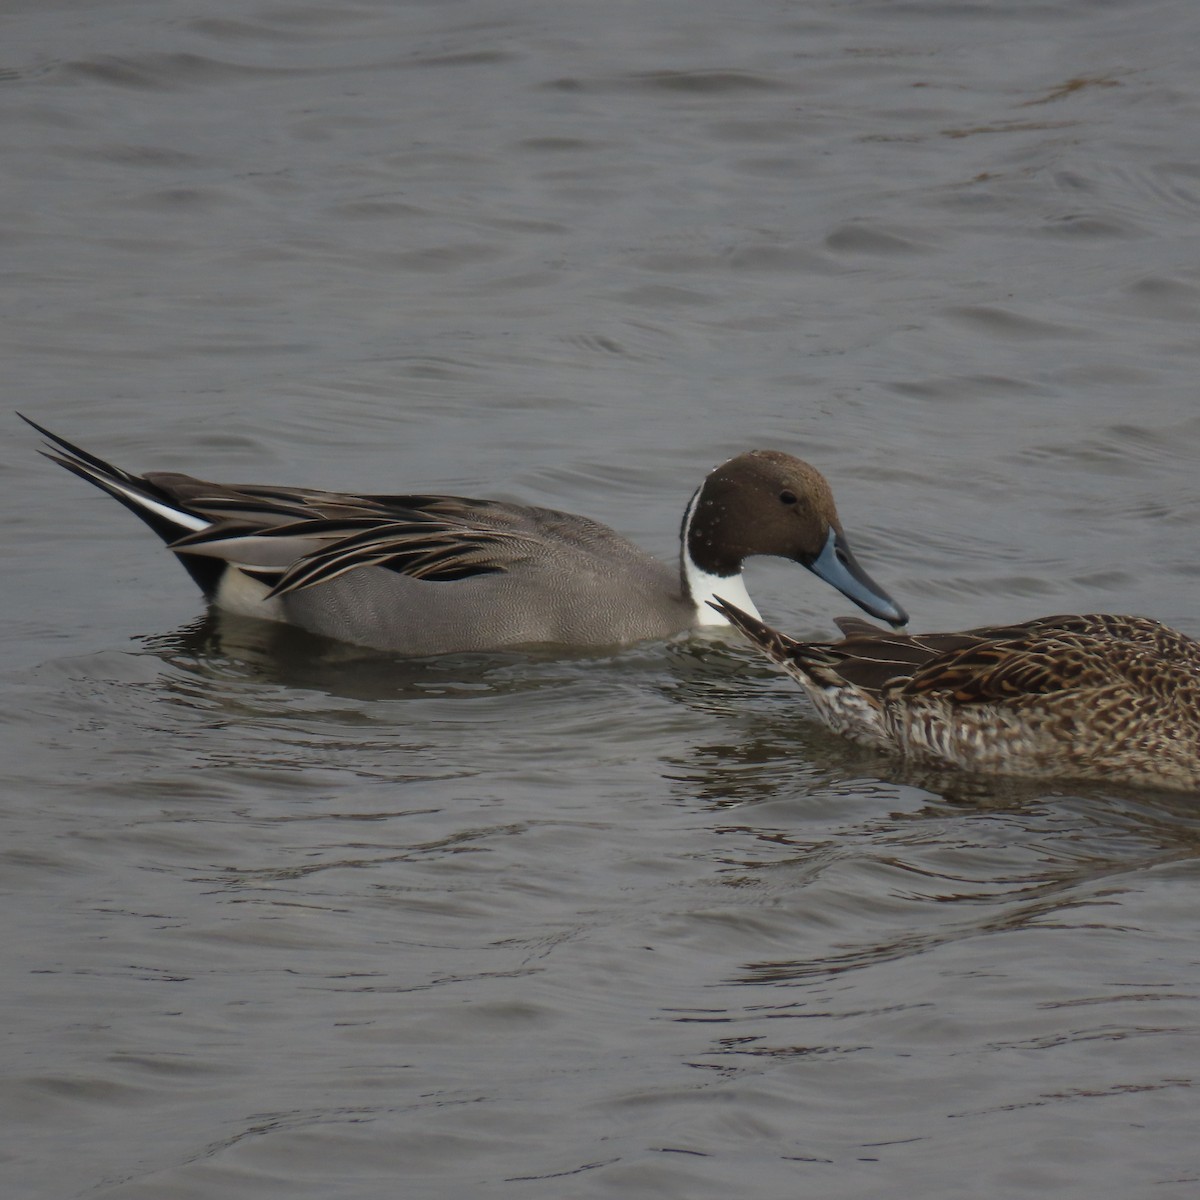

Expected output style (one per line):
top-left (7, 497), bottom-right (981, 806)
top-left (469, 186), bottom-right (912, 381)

top-left (654, 781), bottom-right (1200, 1113)
top-left (140, 611), bottom-right (531, 701)
top-left (140, 610), bottom-right (680, 704)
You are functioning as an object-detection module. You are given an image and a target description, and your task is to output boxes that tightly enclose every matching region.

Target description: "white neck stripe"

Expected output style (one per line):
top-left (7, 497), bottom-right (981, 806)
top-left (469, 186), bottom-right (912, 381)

top-left (681, 488), bottom-right (762, 626)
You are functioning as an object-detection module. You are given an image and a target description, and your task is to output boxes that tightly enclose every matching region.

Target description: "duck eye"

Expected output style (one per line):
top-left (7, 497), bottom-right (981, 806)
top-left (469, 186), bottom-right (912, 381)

top-left (779, 490), bottom-right (798, 505)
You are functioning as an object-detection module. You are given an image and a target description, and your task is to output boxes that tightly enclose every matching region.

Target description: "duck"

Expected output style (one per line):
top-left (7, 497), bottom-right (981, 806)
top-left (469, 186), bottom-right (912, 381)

top-left (710, 597), bottom-right (1200, 793)
top-left (22, 415), bottom-right (907, 657)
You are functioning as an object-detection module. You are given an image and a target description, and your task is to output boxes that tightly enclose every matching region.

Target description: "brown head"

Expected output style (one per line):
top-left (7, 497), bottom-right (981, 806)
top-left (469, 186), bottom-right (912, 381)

top-left (685, 450), bottom-right (908, 626)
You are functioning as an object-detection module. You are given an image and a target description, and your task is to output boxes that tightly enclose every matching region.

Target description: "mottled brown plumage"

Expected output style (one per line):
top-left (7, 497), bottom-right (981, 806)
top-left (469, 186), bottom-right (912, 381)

top-left (712, 600), bottom-right (1200, 793)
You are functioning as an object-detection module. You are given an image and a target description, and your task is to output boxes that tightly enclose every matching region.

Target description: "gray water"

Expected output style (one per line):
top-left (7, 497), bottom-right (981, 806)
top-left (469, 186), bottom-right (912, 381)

top-left (3, 1), bottom-right (1200, 1196)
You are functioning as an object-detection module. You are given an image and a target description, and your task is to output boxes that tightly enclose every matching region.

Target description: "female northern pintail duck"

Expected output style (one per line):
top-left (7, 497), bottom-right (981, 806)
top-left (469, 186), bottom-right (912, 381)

top-left (711, 598), bottom-right (1200, 793)
top-left (23, 416), bottom-right (906, 657)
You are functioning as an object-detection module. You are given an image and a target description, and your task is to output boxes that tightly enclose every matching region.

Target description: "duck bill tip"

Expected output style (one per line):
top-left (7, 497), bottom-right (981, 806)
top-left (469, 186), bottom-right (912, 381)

top-left (806, 529), bottom-right (907, 628)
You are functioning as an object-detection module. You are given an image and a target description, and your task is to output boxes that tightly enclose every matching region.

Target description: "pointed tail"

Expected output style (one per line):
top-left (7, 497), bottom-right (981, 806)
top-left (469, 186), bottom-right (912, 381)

top-left (20, 414), bottom-right (226, 596)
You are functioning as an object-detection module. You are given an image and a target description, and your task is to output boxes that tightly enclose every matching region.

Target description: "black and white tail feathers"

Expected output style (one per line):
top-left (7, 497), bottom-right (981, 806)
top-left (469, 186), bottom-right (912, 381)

top-left (19, 413), bottom-right (224, 595)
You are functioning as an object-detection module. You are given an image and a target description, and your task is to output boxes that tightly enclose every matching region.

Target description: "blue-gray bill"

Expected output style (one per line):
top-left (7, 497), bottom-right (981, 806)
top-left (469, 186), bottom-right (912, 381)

top-left (805, 528), bottom-right (908, 627)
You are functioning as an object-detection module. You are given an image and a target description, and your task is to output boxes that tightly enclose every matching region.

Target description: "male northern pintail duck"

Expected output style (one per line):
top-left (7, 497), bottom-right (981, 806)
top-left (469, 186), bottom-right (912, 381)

top-left (22, 416), bottom-right (907, 657)
top-left (711, 598), bottom-right (1200, 793)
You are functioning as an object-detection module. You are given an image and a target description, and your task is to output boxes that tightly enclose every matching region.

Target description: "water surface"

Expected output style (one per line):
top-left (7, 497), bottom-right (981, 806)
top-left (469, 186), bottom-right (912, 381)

top-left (3, 1), bottom-right (1200, 1196)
